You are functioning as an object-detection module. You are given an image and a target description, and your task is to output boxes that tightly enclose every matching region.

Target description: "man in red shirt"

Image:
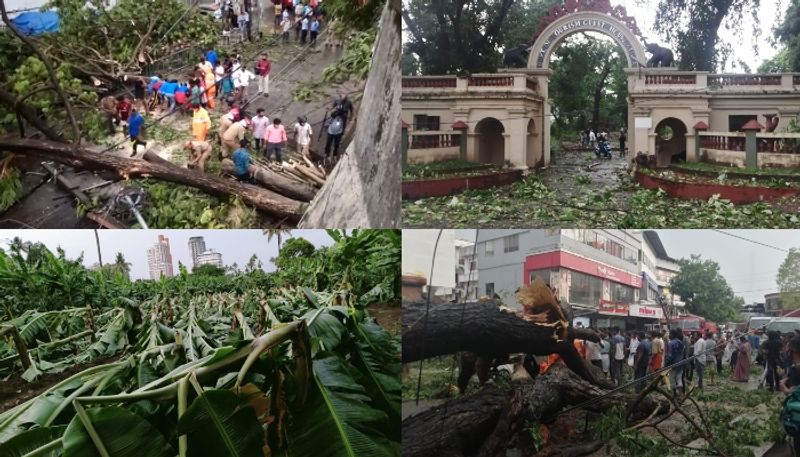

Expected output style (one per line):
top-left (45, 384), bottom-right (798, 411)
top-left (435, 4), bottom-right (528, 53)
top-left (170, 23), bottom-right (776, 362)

top-left (116, 95), bottom-right (132, 122)
top-left (255, 54), bottom-right (271, 97)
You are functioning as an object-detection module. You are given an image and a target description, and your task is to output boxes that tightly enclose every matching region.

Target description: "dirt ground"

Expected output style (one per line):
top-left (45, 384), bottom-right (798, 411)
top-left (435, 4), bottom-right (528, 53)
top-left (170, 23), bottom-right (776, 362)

top-left (369, 301), bottom-right (401, 336)
top-left (0, 355), bottom-right (121, 414)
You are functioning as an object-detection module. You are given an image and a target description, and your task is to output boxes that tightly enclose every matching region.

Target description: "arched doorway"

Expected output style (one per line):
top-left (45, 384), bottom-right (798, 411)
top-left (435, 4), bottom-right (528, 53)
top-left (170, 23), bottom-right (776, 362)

top-left (475, 118), bottom-right (505, 165)
top-left (654, 117), bottom-right (687, 165)
top-left (523, 2), bottom-right (648, 166)
top-left (526, 119), bottom-right (540, 166)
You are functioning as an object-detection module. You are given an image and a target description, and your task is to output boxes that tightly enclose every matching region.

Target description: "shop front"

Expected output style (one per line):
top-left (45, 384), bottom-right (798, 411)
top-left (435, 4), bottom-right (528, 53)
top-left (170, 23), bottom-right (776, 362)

top-left (629, 304), bottom-right (665, 332)
top-left (524, 251), bottom-right (643, 329)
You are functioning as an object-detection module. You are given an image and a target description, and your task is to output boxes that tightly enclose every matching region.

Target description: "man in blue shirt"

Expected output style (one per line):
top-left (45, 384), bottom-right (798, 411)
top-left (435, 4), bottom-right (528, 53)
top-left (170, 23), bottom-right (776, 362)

top-left (310, 17), bottom-right (320, 45)
top-left (232, 139), bottom-right (254, 183)
top-left (158, 80), bottom-right (178, 112)
top-left (206, 49), bottom-right (218, 68)
top-left (128, 108), bottom-right (147, 157)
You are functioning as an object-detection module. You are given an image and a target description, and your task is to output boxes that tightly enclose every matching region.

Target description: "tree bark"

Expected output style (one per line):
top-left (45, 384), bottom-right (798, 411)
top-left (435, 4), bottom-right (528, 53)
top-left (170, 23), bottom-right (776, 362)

top-left (299, 0), bottom-right (400, 228)
top-left (402, 300), bottom-right (607, 387)
top-left (402, 364), bottom-right (664, 457)
top-left (591, 62), bottom-right (612, 133)
top-left (220, 159), bottom-right (317, 202)
top-left (0, 137), bottom-right (305, 221)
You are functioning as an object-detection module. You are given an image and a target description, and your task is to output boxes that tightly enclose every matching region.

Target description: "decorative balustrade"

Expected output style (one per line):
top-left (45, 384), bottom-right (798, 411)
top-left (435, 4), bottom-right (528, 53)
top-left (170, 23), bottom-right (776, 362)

top-left (700, 134), bottom-right (745, 151)
top-left (645, 74), bottom-right (696, 85)
top-left (467, 76), bottom-right (513, 87)
top-left (708, 75), bottom-right (781, 86)
top-left (409, 132), bottom-right (462, 149)
top-left (795, 75), bottom-right (800, 86)
top-left (402, 77), bottom-right (457, 89)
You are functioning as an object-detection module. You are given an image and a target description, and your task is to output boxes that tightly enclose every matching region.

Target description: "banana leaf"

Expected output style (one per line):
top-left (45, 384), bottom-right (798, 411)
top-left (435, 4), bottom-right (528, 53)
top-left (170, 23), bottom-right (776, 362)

top-left (351, 322), bottom-right (401, 431)
top-left (62, 405), bottom-right (174, 457)
top-left (0, 425), bottom-right (65, 457)
top-left (176, 389), bottom-right (264, 457)
top-left (285, 354), bottom-right (398, 457)
top-left (304, 310), bottom-right (345, 356)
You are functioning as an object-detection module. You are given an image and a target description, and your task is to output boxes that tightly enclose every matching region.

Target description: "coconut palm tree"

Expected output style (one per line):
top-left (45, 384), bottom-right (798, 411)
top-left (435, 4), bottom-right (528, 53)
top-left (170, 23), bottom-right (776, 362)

top-left (263, 229), bottom-right (292, 254)
top-left (113, 252), bottom-right (131, 280)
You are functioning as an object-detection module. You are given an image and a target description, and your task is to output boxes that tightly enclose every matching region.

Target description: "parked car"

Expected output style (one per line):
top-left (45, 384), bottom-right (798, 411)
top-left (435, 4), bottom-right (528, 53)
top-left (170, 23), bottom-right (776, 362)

top-left (766, 318), bottom-right (800, 336)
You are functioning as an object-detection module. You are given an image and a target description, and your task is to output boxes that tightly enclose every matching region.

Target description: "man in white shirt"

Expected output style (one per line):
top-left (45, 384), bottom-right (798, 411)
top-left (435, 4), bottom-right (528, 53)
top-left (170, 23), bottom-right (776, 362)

top-left (234, 66), bottom-right (255, 101)
top-left (693, 333), bottom-right (707, 390)
top-left (252, 108), bottom-right (270, 152)
top-left (293, 116), bottom-right (313, 156)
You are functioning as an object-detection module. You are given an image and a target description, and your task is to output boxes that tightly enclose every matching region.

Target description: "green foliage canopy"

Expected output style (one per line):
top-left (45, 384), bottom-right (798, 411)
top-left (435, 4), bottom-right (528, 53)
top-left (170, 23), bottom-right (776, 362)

top-left (777, 248), bottom-right (800, 310)
top-left (670, 254), bottom-right (742, 323)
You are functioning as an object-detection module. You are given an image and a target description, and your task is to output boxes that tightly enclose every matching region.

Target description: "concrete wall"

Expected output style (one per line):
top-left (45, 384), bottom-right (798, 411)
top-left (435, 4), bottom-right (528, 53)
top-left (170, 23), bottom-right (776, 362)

top-left (407, 147), bottom-right (460, 164)
top-left (700, 148), bottom-right (800, 168)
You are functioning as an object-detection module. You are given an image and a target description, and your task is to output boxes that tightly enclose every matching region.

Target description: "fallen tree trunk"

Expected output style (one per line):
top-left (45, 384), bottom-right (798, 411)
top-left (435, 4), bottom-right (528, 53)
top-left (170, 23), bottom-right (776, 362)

top-left (403, 364), bottom-right (665, 457)
top-left (299, 0), bottom-right (400, 228)
top-left (220, 158), bottom-right (317, 202)
top-left (402, 300), bottom-right (606, 387)
top-left (0, 137), bottom-right (305, 221)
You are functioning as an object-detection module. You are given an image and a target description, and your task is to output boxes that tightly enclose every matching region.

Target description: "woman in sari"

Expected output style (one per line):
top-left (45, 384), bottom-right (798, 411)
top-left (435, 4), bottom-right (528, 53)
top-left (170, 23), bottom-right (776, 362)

top-left (732, 336), bottom-right (751, 382)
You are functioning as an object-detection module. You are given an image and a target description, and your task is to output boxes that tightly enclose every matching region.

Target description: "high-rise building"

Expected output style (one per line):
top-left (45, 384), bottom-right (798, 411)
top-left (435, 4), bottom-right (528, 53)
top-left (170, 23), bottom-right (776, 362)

top-left (196, 250), bottom-right (223, 268)
top-left (188, 236), bottom-right (206, 267)
top-left (147, 235), bottom-right (174, 279)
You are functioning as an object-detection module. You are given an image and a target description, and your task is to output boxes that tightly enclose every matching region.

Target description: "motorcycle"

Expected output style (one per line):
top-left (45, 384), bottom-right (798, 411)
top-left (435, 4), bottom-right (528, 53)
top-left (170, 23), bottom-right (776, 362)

top-left (594, 140), bottom-right (612, 159)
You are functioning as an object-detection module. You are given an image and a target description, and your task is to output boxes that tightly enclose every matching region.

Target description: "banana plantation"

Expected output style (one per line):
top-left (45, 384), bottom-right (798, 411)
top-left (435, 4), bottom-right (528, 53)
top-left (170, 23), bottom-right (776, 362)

top-left (0, 229), bottom-right (401, 456)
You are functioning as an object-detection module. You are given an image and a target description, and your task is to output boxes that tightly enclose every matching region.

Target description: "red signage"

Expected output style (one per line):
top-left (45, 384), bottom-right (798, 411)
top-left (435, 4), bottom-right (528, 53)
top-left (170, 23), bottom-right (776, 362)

top-left (598, 300), bottom-right (629, 316)
top-left (524, 251), bottom-right (642, 288)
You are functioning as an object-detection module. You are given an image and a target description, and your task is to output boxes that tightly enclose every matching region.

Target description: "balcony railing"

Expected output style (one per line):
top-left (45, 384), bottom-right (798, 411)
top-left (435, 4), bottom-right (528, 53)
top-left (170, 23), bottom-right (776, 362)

top-left (409, 132), bottom-right (461, 149)
top-left (402, 73), bottom-right (539, 93)
top-left (468, 76), bottom-right (513, 87)
top-left (708, 75), bottom-right (781, 86)
top-left (402, 77), bottom-right (457, 89)
top-left (699, 131), bottom-right (800, 155)
top-left (645, 74), bottom-right (696, 85)
top-left (700, 133), bottom-right (746, 151)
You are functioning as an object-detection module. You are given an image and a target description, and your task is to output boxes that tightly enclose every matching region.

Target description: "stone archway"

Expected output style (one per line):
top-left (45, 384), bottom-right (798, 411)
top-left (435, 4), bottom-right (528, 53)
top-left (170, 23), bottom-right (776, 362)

top-left (475, 118), bottom-right (506, 165)
top-left (527, 4), bottom-right (647, 69)
top-left (521, 1), bottom-right (648, 166)
top-left (654, 117), bottom-right (687, 166)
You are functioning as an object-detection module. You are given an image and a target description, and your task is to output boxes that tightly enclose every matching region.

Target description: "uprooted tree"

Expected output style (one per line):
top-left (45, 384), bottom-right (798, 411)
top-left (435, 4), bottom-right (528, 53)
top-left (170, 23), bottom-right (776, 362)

top-left (401, 279), bottom-right (728, 457)
top-left (0, 0), bottom-right (400, 227)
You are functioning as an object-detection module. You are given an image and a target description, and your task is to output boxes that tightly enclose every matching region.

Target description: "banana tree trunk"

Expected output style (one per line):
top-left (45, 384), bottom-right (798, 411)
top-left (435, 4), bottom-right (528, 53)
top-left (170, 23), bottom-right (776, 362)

top-left (0, 325), bottom-right (31, 369)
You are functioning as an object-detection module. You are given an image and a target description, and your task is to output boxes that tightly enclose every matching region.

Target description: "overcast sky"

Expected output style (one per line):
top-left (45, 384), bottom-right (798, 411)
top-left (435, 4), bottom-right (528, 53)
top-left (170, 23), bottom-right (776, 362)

top-left (0, 230), bottom-right (335, 280)
top-left (455, 229), bottom-right (799, 304)
top-left (402, 0), bottom-right (786, 72)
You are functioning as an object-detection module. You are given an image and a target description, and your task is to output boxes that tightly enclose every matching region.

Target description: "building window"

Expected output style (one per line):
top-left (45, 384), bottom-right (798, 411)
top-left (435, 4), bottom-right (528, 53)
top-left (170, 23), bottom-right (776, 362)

top-left (729, 114), bottom-right (757, 132)
top-left (413, 114), bottom-right (441, 131)
top-left (529, 268), bottom-right (550, 285)
top-left (504, 234), bottom-right (519, 253)
top-left (611, 283), bottom-right (636, 304)
top-left (569, 270), bottom-right (603, 307)
top-left (485, 240), bottom-right (494, 257)
top-left (485, 283), bottom-right (495, 296)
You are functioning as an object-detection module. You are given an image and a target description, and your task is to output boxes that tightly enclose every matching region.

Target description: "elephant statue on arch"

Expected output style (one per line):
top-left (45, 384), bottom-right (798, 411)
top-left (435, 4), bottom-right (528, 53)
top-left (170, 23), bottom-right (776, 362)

top-left (642, 39), bottom-right (675, 67)
top-left (503, 43), bottom-right (531, 68)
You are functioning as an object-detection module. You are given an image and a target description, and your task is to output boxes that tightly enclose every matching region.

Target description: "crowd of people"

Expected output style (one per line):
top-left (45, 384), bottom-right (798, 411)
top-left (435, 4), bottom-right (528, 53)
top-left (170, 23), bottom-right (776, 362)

top-left (573, 326), bottom-right (775, 395)
top-left (579, 128), bottom-right (627, 157)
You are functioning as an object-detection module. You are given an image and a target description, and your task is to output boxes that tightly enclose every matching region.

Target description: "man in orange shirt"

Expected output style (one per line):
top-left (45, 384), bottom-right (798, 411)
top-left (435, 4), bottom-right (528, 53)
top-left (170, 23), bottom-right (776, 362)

top-left (192, 105), bottom-right (211, 141)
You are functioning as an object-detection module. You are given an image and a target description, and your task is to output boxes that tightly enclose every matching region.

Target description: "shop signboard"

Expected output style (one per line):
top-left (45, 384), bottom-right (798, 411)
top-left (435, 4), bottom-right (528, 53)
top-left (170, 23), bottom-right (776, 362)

top-left (629, 304), bottom-right (664, 319)
top-left (598, 299), bottom-right (629, 316)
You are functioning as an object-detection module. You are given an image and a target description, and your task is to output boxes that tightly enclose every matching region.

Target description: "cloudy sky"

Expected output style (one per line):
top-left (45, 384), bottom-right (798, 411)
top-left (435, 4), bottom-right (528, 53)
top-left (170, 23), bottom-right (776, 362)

top-left (0, 230), bottom-right (335, 279)
top-left (455, 229), bottom-right (799, 304)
